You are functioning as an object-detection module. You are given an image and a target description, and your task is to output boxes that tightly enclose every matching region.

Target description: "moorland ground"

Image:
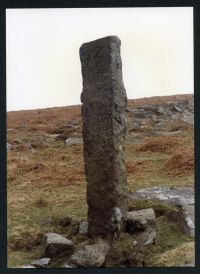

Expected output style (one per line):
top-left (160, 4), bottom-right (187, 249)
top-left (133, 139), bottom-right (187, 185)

top-left (7, 94), bottom-right (194, 267)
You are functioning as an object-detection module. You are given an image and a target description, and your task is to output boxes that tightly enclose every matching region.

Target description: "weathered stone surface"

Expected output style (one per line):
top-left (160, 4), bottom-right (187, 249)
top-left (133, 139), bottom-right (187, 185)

top-left (42, 233), bottom-right (73, 257)
top-left (129, 186), bottom-right (194, 207)
top-left (178, 205), bottom-right (195, 237)
top-left (79, 221), bottom-right (88, 235)
top-left (125, 208), bottom-right (156, 233)
top-left (31, 258), bottom-right (51, 268)
top-left (80, 36), bottom-right (127, 237)
top-left (69, 243), bottom-right (110, 267)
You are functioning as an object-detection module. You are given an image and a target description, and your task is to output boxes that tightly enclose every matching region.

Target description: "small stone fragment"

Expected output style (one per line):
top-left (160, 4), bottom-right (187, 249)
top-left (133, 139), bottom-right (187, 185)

top-left (69, 243), bottom-right (110, 267)
top-left (125, 208), bottom-right (156, 233)
top-left (42, 233), bottom-right (73, 257)
top-left (132, 240), bottom-right (138, 247)
top-left (31, 258), bottom-right (51, 268)
top-left (79, 221), bottom-right (88, 235)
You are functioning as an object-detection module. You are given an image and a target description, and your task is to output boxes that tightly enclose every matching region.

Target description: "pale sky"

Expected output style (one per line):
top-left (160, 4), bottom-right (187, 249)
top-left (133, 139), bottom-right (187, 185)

top-left (6, 7), bottom-right (193, 111)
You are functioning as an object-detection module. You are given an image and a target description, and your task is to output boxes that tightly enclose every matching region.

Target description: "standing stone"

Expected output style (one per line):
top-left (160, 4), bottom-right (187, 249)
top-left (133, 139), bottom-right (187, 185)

top-left (80, 36), bottom-right (127, 238)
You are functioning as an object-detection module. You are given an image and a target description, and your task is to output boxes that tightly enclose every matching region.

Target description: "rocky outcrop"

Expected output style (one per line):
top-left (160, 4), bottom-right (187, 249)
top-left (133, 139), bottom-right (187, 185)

top-left (129, 186), bottom-right (194, 207)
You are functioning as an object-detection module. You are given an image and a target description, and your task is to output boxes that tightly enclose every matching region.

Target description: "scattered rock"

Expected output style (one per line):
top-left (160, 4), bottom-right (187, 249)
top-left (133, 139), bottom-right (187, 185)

top-left (31, 258), bottom-right (51, 268)
top-left (42, 233), bottom-right (73, 257)
top-left (126, 107), bottom-right (134, 112)
top-left (168, 103), bottom-right (183, 113)
top-left (164, 209), bottom-right (179, 223)
top-left (125, 208), bottom-right (156, 233)
top-left (7, 128), bottom-right (15, 131)
top-left (7, 143), bottom-right (13, 149)
top-left (65, 137), bottom-right (83, 146)
top-left (79, 221), bottom-right (88, 235)
top-left (136, 227), bottom-right (156, 246)
top-left (69, 243), bottom-right (110, 267)
top-left (158, 131), bottom-right (183, 137)
top-left (20, 265), bottom-right (36, 268)
top-left (48, 134), bottom-right (62, 139)
top-left (110, 207), bottom-right (123, 237)
top-left (128, 119), bottom-right (142, 131)
top-left (146, 105), bottom-right (166, 115)
top-left (178, 204), bottom-right (195, 237)
top-left (182, 113), bottom-right (194, 125)
top-left (183, 258), bottom-right (195, 267)
top-left (23, 143), bottom-right (33, 149)
top-left (31, 141), bottom-right (48, 148)
top-left (132, 240), bottom-right (138, 247)
top-left (64, 263), bottom-right (77, 268)
top-left (133, 109), bottom-right (151, 119)
top-left (129, 186), bottom-right (194, 207)
top-left (40, 217), bottom-right (52, 225)
top-left (112, 207), bottom-right (123, 222)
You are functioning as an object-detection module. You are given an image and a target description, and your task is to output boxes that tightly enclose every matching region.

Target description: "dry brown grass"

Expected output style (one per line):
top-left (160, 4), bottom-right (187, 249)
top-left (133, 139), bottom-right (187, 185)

top-left (128, 94), bottom-right (192, 108)
top-left (7, 105), bottom-right (81, 132)
top-left (164, 119), bottom-right (193, 132)
top-left (149, 242), bottom-right (194, 267)
top-left (164, 150), bottom-right (194, 176)
top-left (137, 137), bottom-right (181, 153)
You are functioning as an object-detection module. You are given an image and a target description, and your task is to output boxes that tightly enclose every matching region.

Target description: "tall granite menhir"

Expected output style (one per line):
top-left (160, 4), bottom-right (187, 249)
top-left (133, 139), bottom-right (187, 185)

top-left (80, 36), bottom-right (127, 238)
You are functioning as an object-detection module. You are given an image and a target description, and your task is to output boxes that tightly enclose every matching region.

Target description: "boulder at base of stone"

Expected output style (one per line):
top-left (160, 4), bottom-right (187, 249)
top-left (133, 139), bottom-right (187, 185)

top-left (79, 221), bottom-right (88, 235)
top-left (125, 208), bottom-right (156, 233)
top-left (69, 243), bottom-right (110, 267)
top-left (42, 233), bottom-right (73, 257)
top-left (31, 258), bottom-right (51, 268)
top-left (178, 205), bottom-right (195, 237)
